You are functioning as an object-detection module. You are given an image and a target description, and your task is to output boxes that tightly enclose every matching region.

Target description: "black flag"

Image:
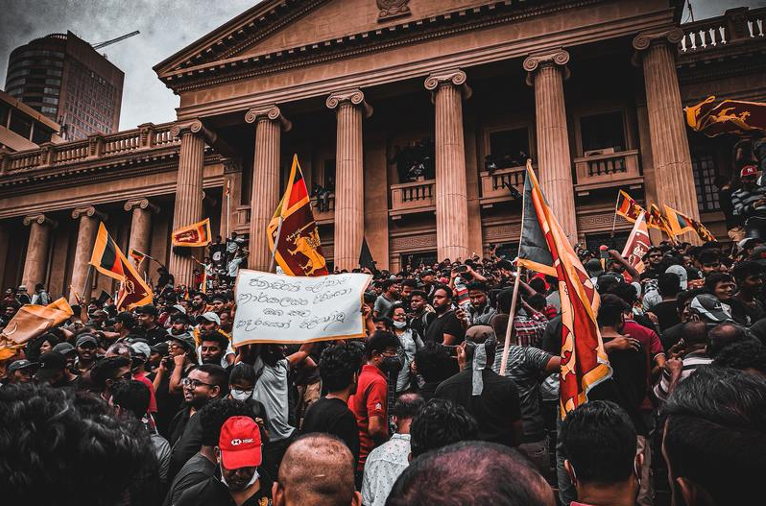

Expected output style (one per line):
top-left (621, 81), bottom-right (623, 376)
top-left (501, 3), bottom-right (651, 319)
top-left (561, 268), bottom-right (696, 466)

top-left (359, 237), bottom-right (376, 271)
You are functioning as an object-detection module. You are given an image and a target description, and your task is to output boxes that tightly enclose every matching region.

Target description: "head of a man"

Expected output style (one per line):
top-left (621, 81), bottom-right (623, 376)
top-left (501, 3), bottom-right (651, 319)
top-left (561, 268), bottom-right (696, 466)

top-left (216, 416), bottom-right (263, 493)
top-left (467, 281), bottom-right (488, 310)
top-left (0, 385), bottom-right (155, 505)
top-left (5, 359), bottom-right (37, 384)
top-left (431, 286), bottom-right (453, 314)
top-left (698, 249), bottom-right (722, 276)
top-left (200, 399), bottom-right (252, 448)
top-left (460, 325), bottom-right (497, 369)
top-left (662, 367), bottom-right (766, 506)
top-left (732, 260), bottom-right (764, 296)
top-left (381, 279), bottom-right (401, 299)
top-left (200, 332), bottom-right (229, 365)
top-left (704, 273), bottom-right (736, 302)
top-left (413, 342), bottom-right (453, 384)
top-left (273, 433), bottom-right (361, 506)
top-left (391, 393), bottom-right (425, 434)
top-left (713, 340), bottom-right (766, 377)
top-left (387, 441), bottom-right (554, 506)
top-left (365, 331), bottom-right (400, 373)
top-left (75, 334), bottom-right (98, 363)
top-left (707, 322), bottom-right (750, 358)
top-left (560, 401), bottom-right (640, 498)
top-left (409, 290), bottom-right (428, 313)
top-left (597, 294), bottom-right (629, 330)
top-left (191, 293), bottom-right (206, 310)
top-left (658, 272), bottom-right (682, 298)
top-left (135, 305), bottom-right (159, 329)
top-left (183, 364), bottom-right (227, 409)
top-left (34, 352), bottom-right (68, 387)
top-left (91, 356), bottom-right (132, 398)
top-left (110, 379), bottom-right (151, 420)
top-left (319, 343), bottom-right (363, 395)
top-left (197, 312), bottom-right (222, 337)
top-left (410, 398), bottom-right (479, 459)
top-left (739, 164), bottom-right (760, 190)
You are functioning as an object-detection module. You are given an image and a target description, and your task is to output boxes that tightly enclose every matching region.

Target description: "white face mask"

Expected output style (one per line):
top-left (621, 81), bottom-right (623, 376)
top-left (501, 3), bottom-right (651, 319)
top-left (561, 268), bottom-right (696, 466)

top-left (230, 389), bottom-right (253, 401)
top-left (220, 463), bottom-right (259, 489)
top-left (393, 320), bottom-right (407, 329)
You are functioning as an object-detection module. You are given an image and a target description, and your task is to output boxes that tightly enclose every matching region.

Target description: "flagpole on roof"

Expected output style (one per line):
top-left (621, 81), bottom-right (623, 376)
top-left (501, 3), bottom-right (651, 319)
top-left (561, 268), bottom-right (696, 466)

top-left (499, 159), bottom-right (533, 377)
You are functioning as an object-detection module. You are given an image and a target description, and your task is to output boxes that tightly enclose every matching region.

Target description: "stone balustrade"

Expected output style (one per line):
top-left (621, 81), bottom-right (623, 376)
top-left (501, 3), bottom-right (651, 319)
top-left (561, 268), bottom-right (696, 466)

top-left (574, 149), bottom-right (642, 196)
top-left (679, 6), bottom-right (765, 53)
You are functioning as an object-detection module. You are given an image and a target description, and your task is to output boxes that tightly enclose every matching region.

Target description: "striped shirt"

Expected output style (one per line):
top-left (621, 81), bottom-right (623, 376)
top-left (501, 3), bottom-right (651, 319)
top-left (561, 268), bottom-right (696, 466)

top-left (731, 182), bottom-right (766, 219)
top-left (653, 351), bottom-right (712, 402)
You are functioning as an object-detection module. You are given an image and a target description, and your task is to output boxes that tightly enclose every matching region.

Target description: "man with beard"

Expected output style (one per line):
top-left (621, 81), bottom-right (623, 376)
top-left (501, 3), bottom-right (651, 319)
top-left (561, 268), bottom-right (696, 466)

top-left (74, 334), bottom-right (98, 389)
top-left (424, 286), bottom-right (465, 345)
top-left (176, 415), bottom-right (270, 506)
top-left (168, 364), bottom-right (227, 479)
top-left (3, 359), bottom-right (38, 385)
top-left (467, 281), bottom-right (496, 325)
top-left (90, 356), bottom-right (133, 402)
top-left (135, 304), bottom-right (170, 346)
top-left (194, 312), bottom-right (234, 366)
top-left (189, 292), bottom-right (207, 318)
top-left (408, 290), bottom-right (434, 338)
top-left (732, 164), bottom-right (766, 238)
top-left (199, 332), bottom-right (230, 368)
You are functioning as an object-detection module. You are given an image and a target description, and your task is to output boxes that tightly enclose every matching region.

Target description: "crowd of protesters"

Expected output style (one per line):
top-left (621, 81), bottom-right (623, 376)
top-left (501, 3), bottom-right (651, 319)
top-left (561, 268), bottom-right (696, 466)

top-left (2, 229), bottom-right (766, 506)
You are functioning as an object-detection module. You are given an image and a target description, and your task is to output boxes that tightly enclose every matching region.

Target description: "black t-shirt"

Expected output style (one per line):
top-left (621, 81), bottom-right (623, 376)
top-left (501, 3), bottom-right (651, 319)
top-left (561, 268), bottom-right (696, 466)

top-left (424, 310), bottom-right (465, 345)
top-left (649, 300), bottom-right (681, 332)
top-left (175, 474), bottom-right (272, 506)
top-left (541, 316), bottom-right (563, 355)
top-left (163, 452), bottom-right (216, 506)
top-left (169, 406), bottom-right (204, 480)
top-left (660, 322), bottom-right (684, 352)
top-left (301, 397), bottom-right (360, 467)
top-left (601, 338), bottom-right (649, 435)
top-left (435, 369), bottom-right (522, 447)
top-left (729, 297), bottom-right (765, 326)
top-left (138, 325), bottom-right (170, 347)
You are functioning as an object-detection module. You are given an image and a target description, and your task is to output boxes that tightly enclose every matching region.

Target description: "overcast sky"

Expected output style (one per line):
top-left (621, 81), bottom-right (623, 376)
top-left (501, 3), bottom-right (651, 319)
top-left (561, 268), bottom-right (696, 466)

top-left (1, 0), bottom-right (763, 131)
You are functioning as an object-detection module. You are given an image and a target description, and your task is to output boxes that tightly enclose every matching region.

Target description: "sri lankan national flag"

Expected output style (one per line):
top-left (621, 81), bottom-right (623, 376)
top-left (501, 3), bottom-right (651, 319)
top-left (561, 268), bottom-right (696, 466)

top-left (621, 211), bottom-right (651, 280)
top-left (89, 223), bottom-right (152, 310)
top-left (664, 205), bottom-right (717, 242)
top-left (129, 248), bottom-right (147, 268)
top-left (647, 204), bottom-right (676, 239)
top-left (686, 95), bottom-right (766, 137)
top-left (172, 218), bottom-right (211, 247)
top-left (516, 160), bottom-right (612, 418)
top-left (616, 190), bottom-right (645, 223)
top-left (267, 155), bottom-right (328, 276)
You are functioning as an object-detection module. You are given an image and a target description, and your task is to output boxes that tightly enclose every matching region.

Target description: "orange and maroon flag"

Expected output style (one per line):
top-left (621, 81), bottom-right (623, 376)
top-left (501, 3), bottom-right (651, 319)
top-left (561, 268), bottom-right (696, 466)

top-left (267, 155), bottom-right (328, 276)
top-left (615, 190), bottom-right (645, 224)
top-left (129, 248), bottom-right (147, 268)
top-left (647, 204), bottom-right (676, 240)
top-left (686, 95), bottom-right (766, 137)
top-left (621, 211), bottom-right (651, 279)
top-left (0, 298), bottom-right (73, 360)
top-left (664, 205), bottom-right (717, 242)
top-left (172, 218), bottom-right (212, 247)
top-left (90, 222), bottom-right (128, 280)
top-left (517, 160), bottom-right (612, 418)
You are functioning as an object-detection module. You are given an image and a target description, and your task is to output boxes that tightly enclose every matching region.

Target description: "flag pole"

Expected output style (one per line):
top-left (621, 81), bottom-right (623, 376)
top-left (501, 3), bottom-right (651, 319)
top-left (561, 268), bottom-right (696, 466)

top-left (500, 158), bottom-right (532, 377)
top-left (82, 264), bottom-right (93, 303)
top-left (610, 192), bottom-right (620, 238)
top-left (268, 216), bottom-right (284, 273)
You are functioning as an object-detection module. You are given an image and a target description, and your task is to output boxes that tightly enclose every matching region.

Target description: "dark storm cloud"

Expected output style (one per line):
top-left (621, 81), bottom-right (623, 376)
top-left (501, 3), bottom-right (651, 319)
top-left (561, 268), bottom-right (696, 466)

top-left (0, 0), bottom-right (762, 131)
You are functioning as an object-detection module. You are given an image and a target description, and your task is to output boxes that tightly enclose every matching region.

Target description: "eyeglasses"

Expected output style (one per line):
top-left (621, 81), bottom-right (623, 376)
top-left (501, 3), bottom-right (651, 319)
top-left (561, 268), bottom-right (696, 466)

top-left (182, 377), bottom-right (215, 389)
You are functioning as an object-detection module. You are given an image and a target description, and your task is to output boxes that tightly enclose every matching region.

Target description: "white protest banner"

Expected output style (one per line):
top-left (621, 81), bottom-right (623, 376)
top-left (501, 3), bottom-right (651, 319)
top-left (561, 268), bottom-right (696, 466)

top-left (233, 269), bottom-right (371, 346)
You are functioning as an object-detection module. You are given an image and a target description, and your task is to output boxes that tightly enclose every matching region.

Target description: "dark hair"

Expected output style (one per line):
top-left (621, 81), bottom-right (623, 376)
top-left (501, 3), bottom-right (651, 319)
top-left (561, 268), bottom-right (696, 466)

top-left (596, 275), bottom-right (620, 294)
top-left (698, 249), bottom-right (721, 265)
top-left (597, 294), bottom-right (629, 328)
top-left (713, 340), bottom-right (766, 374)
top-left (410, 398), bottom-right (479, 458)
top-left (199, 398), bottom-right (253, 447)
top-left (704, 272), bottom-right (734, 294)
top-left (200, 331), bottom-right (229, 350)
top-left (431, 285), bottom-right (452, 301)
top-left (400, 279), bottom-right (417, 288)
top-left (414, 342), bottom-right (453, 383)
top-left (658, 273), bottom-right (681, 297)
top-left (410, 290), bottom-right (427, 300)
top-left (372, 316), bottom-right (393, 330)
top-left (382, 279), bottom-right (398, 292)
top-left (731, 260), bottom-right (763, 283)
top-left (192, 364), bottom-right (228, 390)
top-left (466, 281), bottom-right (487, 293)
top-left (560, 400), bottom-right (637, 484)
top-left (528, 277), bottom-right (547, 294)
top-left (229, 362), bottom-right (256, 386)
top-left (663, 367), bottom-right (766, 506)
top-left (391, 393), bottom-right (425, 419)
top-left (91, 356), bottom-right (131, 391)
top-left (319, 343), bottom-right (363, 392)
top-left (111, 380), bottom-right (150, 419)
top-left (365, 331), bottom-right (400, 359)
top-left (496, 288), bottom-right (514, 314)
top-left (677, 287), bottom-right (705, 312)
top-left (526, 293), bottom-right (546, 312)
top-left (0, 384), bottom-right (156, 505)
top-left (708, 322), bottom-right (749, 357)
top-left (609, 282), bottom-right (638, 306)
top-left (388, 441), bottom-right (553, 506)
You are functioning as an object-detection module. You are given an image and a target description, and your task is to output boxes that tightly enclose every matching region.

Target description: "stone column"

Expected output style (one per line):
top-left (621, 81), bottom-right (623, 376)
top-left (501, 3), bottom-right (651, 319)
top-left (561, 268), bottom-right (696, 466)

top-left (168, 120), bottom-right (212, 287)
top-left (523, 49), bottom-right (578, 242)
top-left (69, 207), bottom-right (106, 304)
top-left (220, 158), bottom-right (243, 239)
top-left (22, 214), bottom-right (56, 289)
top-left (424, 70), bottom-right (471, 261)
top-left (327, 89), bottom-right (372, 270)
top-left (633, 29), bottom-right (699, 220)
top-left (244, 106), bottom-right (291, 271)
top-left (124, 198), bottom-right (159, 278)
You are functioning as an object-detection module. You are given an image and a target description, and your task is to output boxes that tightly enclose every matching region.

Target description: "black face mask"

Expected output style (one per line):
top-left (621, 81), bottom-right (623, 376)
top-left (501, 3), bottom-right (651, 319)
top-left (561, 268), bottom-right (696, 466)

top-left (381, 355), bottom-right (403, 374)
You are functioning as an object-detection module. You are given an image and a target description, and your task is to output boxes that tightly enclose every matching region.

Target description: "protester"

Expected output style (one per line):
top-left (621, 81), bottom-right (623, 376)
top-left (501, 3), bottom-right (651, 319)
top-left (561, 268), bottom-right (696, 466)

top-left (390, 303), bottom-right (423, 392)
top-left (3, 358), bottom-right (37, 385)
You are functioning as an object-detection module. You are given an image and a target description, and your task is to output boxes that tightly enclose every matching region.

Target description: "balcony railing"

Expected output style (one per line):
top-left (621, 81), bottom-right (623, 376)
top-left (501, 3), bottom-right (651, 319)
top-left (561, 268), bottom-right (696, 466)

top-left (0, 122), bottom-right (179, 175)
top-left (574, 149), bottom-right (641, 196)
top-left (390, 179), bottom-right (435, 218)
top-left (311, 193), bottom-right (335, 223)
top-left (233, 205), bottom-right (251, 235)
top-left (479, 166), bottom-right (525, 207)
top-left (679, 7), bottom-right (765, 54)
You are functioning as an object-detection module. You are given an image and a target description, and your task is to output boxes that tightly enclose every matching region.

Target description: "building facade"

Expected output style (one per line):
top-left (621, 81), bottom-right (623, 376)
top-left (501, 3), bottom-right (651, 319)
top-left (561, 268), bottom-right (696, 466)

top-left (0, 89), bottom-right (63, 152)
top-left (0, 0), bottom-right (764, 302)
top-left (4, 31), bottom-right (124, 140)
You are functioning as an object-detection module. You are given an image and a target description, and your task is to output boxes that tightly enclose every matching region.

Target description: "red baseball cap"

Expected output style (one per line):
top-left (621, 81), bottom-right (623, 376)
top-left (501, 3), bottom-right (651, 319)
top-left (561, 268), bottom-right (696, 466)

top-left (741, 164), bottom-right (759, 178)
top-left (219, 416), bottom-right (262, 469)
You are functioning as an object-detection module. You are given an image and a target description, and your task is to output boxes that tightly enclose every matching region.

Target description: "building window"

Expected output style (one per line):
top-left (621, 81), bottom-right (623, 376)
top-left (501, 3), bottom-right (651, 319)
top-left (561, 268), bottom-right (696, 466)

top-left (692, 151), bottom-right (720, 212)
top-left (323, 159), bottom-right (336, 188)
top-left (401, 251), bottom-right (437, 269)
top-left (488, 127), bottom-right (530, 168)
top-left (580, 111), bottom-right (626, 154)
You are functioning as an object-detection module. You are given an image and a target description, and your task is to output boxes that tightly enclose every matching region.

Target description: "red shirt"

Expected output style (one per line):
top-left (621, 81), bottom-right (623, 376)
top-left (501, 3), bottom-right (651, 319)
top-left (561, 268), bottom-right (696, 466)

top-left (622, 320), bottom-right (664, 357)
top-left (133, 371), bottom-right (158, 413)
top-left (348, 364), bottom-right (388, 470)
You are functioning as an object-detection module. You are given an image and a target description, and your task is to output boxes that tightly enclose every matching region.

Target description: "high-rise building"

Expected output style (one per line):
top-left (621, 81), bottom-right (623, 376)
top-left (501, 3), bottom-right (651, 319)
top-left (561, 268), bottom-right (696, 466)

top-left (4, 31), bottom-right (124, 140)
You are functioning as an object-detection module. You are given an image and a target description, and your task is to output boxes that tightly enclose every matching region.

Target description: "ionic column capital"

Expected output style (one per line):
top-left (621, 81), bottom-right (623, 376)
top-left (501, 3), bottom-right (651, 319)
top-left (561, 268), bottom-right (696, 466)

top-left (632, 28), bottom-right (684, 52)
top-left (523, 49), bottom-right (570, 85)
top-left (326, 89), bottom-right (373, 118)
top-left (170, 119), bottom-right (217, 144)
top-left (244, 105), bottom-right (292, 132)
top-left (23, 213), bottom-right (57, 228)
top-left (72, 206), bottom-right (107, 221)
top-left (424, 69), bottom-right (472, 100)
top-left (124, 198), bottom-right (160, 214)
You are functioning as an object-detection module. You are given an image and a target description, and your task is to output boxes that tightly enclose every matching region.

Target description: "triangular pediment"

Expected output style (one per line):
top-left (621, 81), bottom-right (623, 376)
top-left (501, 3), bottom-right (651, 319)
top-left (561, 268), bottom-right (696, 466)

top-left (155, 0), bottom-right (497, 77)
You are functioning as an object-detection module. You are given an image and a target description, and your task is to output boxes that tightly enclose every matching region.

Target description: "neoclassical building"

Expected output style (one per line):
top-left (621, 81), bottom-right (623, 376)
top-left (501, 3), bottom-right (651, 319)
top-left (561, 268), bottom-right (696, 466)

top-left (0, 0), bottom-right (764, 301)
